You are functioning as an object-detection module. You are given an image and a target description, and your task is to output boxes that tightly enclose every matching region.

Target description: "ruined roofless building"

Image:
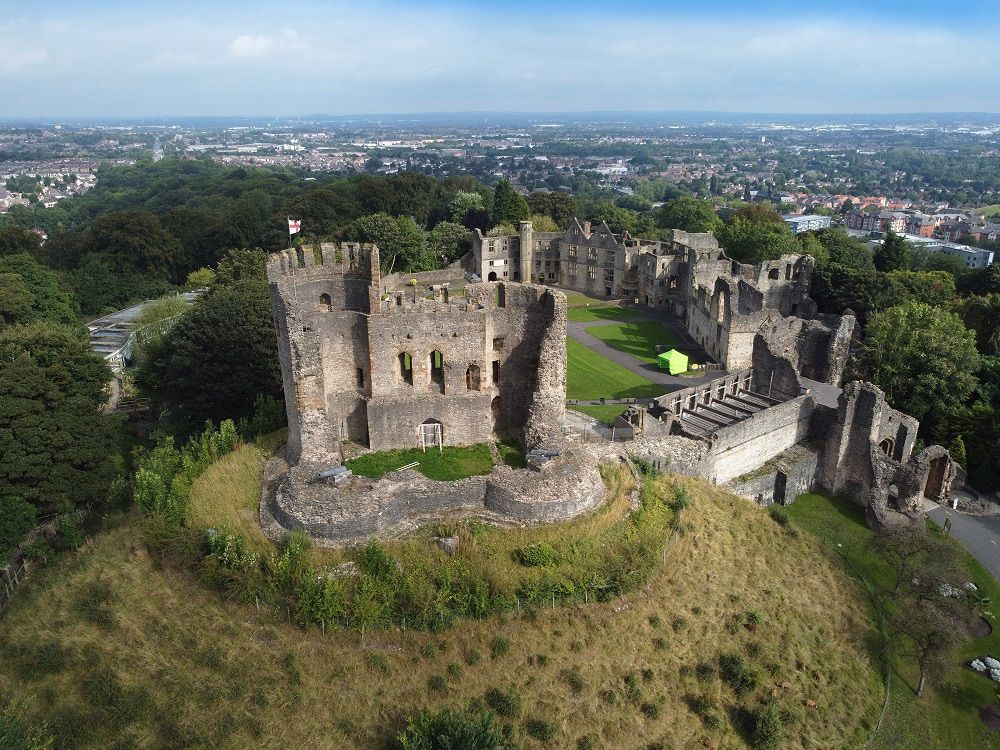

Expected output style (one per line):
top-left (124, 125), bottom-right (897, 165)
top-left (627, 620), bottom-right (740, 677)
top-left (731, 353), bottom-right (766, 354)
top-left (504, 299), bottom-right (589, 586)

top-left (266, 242), bottom-right (567, 468)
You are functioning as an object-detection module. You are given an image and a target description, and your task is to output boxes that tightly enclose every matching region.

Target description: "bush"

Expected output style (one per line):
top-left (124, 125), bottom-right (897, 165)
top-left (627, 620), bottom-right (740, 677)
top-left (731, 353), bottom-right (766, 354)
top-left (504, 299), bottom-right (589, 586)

top-left (395, 706), bottom-right (512, 750)
top-left (720, 653), bottom-right (758, 697)
top-left (464, 649), bottom-right (482, 666)
top-left (695, 662), bottom-right (716, 682)
top-left (512, 542), bottom-right (560, 567)
top-left (484, 687), bottom-right (521, 718)
top-left (0, 697), bottom-right (56, 750)
top-left (748, 702), bottom-right (785, 750)
top-left (427, 675), bottom-right (446, 692)
top-left (0, 495), bottom-right (36, 558)
top-left (524, 718), bottom-right (558, 741)
top-left (489, 637), bottom-right (510, 660)
top-left (563, 667), bottom-right (586, 695)
top-left (640, 701), bottom-right (660, 719)
top-left (672, 485), bottom-right (690, 511)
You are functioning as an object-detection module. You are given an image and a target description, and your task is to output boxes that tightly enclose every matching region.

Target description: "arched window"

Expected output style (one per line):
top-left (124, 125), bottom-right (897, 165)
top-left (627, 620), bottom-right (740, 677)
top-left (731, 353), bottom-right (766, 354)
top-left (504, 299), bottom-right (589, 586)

top-left (398, 352), bottom-right (413, 385)
top-left (319, 293), bottom-right (332, 311)
top-left (466, 364), bottom-right (481, 391)
top-left (430, 350), bottom-right (444, 392)
top-left (879, 437), bottom-right (895, 457)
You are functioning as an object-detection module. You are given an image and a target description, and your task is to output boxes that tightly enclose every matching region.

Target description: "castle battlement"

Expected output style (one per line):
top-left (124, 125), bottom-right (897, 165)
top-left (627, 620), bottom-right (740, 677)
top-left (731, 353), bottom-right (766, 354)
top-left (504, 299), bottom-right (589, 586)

top-left (266, 242), bottom-right (381, 283)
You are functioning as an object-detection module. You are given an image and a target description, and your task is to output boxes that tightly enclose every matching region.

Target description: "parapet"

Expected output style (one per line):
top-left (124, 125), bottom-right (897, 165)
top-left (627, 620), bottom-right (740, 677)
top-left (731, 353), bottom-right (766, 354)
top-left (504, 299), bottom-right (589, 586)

top-left (266, 242), bottom-right (381, 285)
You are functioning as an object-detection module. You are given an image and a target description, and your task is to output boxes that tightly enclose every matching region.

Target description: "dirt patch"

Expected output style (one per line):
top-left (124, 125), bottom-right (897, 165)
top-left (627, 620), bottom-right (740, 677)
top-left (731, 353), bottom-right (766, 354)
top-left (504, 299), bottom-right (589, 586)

top-left (980, 703), bottom-right (1000, 733)
top-left (969, 617), bottom-right (993, 639)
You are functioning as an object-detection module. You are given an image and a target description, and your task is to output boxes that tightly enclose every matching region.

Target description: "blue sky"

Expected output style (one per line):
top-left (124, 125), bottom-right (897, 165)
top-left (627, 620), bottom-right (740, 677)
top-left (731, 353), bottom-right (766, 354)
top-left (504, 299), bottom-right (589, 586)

top-left (1, 0), bottom-right (998, 117)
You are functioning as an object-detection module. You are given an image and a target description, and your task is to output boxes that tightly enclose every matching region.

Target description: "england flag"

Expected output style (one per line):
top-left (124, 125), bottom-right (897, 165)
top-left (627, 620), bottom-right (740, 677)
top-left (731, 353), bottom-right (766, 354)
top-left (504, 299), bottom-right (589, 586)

top-left (288, 219), bottom-right (302, 235)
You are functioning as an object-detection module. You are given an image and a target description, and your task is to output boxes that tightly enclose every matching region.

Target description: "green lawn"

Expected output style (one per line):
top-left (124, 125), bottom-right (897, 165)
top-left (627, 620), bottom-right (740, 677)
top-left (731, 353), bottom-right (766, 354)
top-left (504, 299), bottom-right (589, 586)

top-left (586, 320), bottom-right (680, 365)
top-left (566, 338), bottom-right (665, 401)
top-left (570, 404), bottom-right (627, 425)
top-left (785, 493), bottom-right (1000, 750)
top-left (566, 306), bottom-right (643, 323)
top-left (561, 289), bottom-right (609, 306)
top-left (346, 443), bottom-right (494, 481)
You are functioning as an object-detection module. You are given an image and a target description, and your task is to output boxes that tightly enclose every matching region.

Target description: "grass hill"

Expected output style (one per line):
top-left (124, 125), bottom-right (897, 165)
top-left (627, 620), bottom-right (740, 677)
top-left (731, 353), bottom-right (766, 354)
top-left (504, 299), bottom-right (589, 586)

top-left (0, 443), bottom-right (886, 749)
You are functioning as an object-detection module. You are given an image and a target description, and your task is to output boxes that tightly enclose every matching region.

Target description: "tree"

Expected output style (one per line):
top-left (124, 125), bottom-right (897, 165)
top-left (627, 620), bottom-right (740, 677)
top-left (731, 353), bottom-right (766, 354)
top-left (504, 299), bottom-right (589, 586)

top-left (874, 229), bottom-right (910, 272)
top-left (796, 232), bottom-right (829, 265)
top-left (863, 303), bottom-right (981, 421)
top-left (951, 293), bottom-right (1000, 356)
top-left (185, 267), bottom-right (216, 288)
top-left (85, 209), bottom-right (185, 280)
top-left (656, 196), bottom-right (722, 233)
top-left (0, 495), bottom-right (36, 558)
top-left (427, 221), bottom-right (471, 265)
top-left (884, 271), bottom-right (956, 308)
top-left (716, 217), bottom-right (801, 263)
top-left (590, 202), bottom-right (639, 234)
top-left (529, 214), bottom-right (560, 232)
top-left (352, 213), bottom-right (435, 274)
top-left (448, 191), bottom-right (485, 225)
top-left (0, 322), bottom-right (118, 515)
top-left (891, 598), bottom-right (966, 697)
top-left (0, 225), bottom-right (42, 260)
top-left (145, 278), bottom-right (281, 433)
top-left (491, 180), bottom-right (530, 226)
top-left (870, 523), bottom-right (932, 594)
top-left (0, 273), bottom-right (34, 325)
top-left (0, 254), bottom-right (75, 326)
top-left (948, 435), bottom-right (967, 468)
top-left (527, 191), bottom-right (578, 228)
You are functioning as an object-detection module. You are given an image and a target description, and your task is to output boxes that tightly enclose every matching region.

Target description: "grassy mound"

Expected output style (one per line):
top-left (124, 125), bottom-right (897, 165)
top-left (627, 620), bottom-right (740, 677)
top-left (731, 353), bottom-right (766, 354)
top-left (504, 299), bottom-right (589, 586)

top-left (0, 459), bottom-right (885, 749)
top-left (346, 443), bottom-right (494, 481)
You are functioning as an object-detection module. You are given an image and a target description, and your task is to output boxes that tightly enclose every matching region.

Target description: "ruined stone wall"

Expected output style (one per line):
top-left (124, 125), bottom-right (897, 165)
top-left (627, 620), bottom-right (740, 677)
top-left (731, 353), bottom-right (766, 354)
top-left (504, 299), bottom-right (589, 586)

top-left (707, 395), bottom-right (814, 485)
top-left (726, 444), bottom-right (820, 506)
top-left (757, 312), bottom-right (856, 386)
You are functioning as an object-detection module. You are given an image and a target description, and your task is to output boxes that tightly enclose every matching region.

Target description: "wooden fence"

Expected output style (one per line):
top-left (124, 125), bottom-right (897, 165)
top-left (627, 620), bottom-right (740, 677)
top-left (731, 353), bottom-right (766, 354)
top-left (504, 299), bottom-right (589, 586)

top-left (0, 558), bottom-right (29, 612)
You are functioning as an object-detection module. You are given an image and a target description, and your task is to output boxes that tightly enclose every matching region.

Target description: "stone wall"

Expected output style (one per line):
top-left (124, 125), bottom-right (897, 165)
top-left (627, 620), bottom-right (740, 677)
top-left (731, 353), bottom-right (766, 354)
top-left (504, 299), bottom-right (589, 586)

top-left (726, 444), bottom-right (820, 506)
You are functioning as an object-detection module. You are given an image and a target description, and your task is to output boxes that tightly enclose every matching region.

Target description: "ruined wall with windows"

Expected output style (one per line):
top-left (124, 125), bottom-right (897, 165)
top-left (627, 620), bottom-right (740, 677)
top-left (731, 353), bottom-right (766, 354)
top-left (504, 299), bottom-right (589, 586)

top-left (268, 243), bottom-right (567, 465)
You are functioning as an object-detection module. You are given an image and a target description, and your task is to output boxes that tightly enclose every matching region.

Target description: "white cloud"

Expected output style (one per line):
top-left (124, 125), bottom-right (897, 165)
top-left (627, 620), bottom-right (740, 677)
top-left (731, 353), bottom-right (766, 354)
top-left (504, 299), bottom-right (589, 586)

top-left (228, 34), bottom-right (276, 59)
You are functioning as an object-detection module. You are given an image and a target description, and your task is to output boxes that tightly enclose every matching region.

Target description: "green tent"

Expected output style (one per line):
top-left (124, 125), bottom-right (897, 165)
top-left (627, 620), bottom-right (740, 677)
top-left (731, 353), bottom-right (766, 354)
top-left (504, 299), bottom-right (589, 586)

top-left (657, 349), bottom-right (689, 375)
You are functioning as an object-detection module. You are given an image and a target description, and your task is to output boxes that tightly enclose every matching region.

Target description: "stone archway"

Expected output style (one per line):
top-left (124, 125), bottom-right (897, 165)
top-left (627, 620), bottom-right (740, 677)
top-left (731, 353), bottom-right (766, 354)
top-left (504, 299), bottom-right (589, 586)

top-left (879, 437), bottom-right (895, 458)
top-left (488, 271), bottom-right (498, 281)
top-left (924, 456), bottom-right (948, 499)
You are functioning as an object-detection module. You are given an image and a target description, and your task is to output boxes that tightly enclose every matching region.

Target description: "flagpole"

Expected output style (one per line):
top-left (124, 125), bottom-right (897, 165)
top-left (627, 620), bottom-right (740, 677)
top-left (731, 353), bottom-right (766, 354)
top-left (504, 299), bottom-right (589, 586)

top-left (287, 216), bottom-right (292, 249)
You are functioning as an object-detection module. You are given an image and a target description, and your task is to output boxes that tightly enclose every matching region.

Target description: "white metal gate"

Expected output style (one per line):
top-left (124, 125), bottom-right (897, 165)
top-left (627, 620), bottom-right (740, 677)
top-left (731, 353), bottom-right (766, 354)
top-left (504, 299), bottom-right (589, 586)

top-left (419, 422), bottom-right (443, 452)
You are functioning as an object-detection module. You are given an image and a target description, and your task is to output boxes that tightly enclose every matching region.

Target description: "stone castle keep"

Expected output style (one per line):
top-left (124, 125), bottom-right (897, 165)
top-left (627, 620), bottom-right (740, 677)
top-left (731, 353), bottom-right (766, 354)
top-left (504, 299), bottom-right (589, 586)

top-left (263, 226), bottom-right (957, 544)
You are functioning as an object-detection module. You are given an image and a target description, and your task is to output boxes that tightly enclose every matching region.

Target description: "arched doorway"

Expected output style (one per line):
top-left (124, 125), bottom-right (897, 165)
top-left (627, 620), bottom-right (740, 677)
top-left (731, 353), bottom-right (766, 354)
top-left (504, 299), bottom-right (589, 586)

top-left (419, 419), bottom-right (443, 452)
top-left (487, 271), bottom-right (498, 281)
top-left (924, 456), bottom-right (947, 499)
top-left (879, 437), bottom-right (895, 458)
top-left (466, 364), bottom-right (481, 391)
top-left (491, 396), bottom-right (503, 435)
top-left (319, 293), bottom-right (332, 311)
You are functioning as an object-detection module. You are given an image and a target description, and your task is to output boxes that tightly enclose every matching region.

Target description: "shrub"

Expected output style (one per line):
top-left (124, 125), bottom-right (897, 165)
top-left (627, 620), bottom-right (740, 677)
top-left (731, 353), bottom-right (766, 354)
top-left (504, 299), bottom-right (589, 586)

top-left (563, 667), bottom-right (586, 695)
top-left (652, 637), bottom-right (667, 650)
top-left (748, 702), bottom-right (785, 750)
top-left (464, 648), bottom-right (482, 666)
top-left (725, 614), bottom-right (745, 634)
top-left (0, 495), bottom-right (36, 557)
top-left (489, 637), bottom-right (510, 660)
top-left (395, 706), bottom-right (512, 750)
top-left (446, 663), bottom-right (462, 678)
top-left (524, 718), bottom-right (558, 741)
top-left (367, 653), bottom-right (390, 673)
top-left (746, 642), bottom-right (762, 658)
top-left (428, 675), bottom-right (447, 692)
top-left (672, 485), bottom-right (690, 511)
top-left (695, 662), bottom-right (716, 682)
top-left (598, 689), bottom-right (617, 705)
top-left (746, 611), bottom-right (762, 626)
top-left (671, 616), bottom-right (688, 632)
top-left (640, 701), bottom-right (660, 719)
top-left (720, 653), bottom-right (758, 697)
top-left (577, 737), bottom-right (595, 750)
top-left (484, 687), bottom-right (521, 718)
top-left (0, 697), bottom-right (56, 750)
top-left (512, 542), bottom-right (560, 567)
top-left (648, 614), bottom-right (661, 628)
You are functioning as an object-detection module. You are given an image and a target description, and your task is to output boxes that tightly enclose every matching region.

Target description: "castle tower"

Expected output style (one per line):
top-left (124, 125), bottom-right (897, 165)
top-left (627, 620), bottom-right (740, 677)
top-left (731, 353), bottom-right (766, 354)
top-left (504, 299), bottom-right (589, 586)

top-left (518, 220), bottom-right (533, 283)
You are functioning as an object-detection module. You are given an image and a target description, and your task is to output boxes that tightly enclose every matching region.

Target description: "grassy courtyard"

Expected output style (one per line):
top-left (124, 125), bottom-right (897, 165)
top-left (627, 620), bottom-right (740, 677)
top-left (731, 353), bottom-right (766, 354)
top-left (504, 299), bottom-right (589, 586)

top-left (585, 320), bottom-right (681, 365)
top-left (566, 337), bottom-right (664, 401)
top-left (345, 443), bottom-right (494, 481)
top-left (566, 306), bottom-right (642, 323)
top-left (785, 493), bottom-right (1000, 750)
top-left (570, 403), bottom-right (628, 425)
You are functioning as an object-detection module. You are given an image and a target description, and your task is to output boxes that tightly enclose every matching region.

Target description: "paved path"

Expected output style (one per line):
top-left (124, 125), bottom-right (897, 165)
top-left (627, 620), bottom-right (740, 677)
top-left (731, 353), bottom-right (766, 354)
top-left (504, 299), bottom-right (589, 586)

top-left (926, 503), bottom-right (1000, 581)
top-left (566, 306), bottom-right (727, 392)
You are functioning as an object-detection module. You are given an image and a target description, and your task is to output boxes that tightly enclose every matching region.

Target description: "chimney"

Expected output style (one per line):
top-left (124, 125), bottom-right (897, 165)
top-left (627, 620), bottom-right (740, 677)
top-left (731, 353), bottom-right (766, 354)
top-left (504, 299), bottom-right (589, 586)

top-left (582, 221), bottom-right (591, 235)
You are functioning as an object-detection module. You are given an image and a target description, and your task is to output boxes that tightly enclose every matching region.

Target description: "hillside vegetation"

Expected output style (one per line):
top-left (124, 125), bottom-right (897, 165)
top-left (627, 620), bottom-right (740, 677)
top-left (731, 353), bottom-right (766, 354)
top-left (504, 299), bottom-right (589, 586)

top-left (0, 445), bottom-right (883, 750)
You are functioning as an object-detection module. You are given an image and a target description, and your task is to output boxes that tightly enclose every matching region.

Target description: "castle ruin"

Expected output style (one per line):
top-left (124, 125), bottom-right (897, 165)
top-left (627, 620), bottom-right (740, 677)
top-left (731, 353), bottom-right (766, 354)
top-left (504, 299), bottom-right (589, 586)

top-left (262, 223), bottom-right (957, 544)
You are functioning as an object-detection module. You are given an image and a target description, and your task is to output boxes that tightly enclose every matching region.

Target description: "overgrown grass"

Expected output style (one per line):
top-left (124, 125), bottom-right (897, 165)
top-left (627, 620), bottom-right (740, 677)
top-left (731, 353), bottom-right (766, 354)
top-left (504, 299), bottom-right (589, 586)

top-left (785, 493), bottom-right (1000, 750)
top-left (585, 320), bottom-right (681, 365)
top-left (0, 473), bottom-right (884, 749)
top-left (345, 444), bottom-right (494, 481)
top-left (566, 338), bottom-right (664, 401)
top-left (566, 306), bottom-right (642, 323)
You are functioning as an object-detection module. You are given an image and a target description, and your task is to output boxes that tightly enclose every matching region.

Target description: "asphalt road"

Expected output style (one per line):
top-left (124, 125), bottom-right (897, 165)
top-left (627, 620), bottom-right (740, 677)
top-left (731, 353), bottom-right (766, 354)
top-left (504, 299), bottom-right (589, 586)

top-left (926, 504), bottom-right (1000, 581)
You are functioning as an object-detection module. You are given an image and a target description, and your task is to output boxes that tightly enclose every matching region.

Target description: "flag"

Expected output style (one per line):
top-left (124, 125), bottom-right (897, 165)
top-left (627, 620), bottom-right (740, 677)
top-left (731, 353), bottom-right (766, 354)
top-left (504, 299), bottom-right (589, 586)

top-left (288, 219), bottom-right (301, 235)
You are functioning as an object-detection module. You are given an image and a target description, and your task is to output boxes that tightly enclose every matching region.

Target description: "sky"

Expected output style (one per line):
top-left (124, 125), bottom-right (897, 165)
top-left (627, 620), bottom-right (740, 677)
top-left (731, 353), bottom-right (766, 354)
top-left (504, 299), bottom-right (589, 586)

top-left (1, 0), bottom-right (998, 118)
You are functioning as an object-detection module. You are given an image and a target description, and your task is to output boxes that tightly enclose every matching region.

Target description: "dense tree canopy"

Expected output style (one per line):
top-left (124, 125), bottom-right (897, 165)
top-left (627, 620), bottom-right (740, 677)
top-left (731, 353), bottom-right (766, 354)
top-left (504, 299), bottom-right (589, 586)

top-left (491, 180), bottom-right (530, 226)
top-left (0, 322), bottom-right (118, 516)
top-left (656, 196), bottom-right (722, 234)
top-left (862, 302), bottom-right (980, 422)
top-left (0, 254), bottom-right (76, 325)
